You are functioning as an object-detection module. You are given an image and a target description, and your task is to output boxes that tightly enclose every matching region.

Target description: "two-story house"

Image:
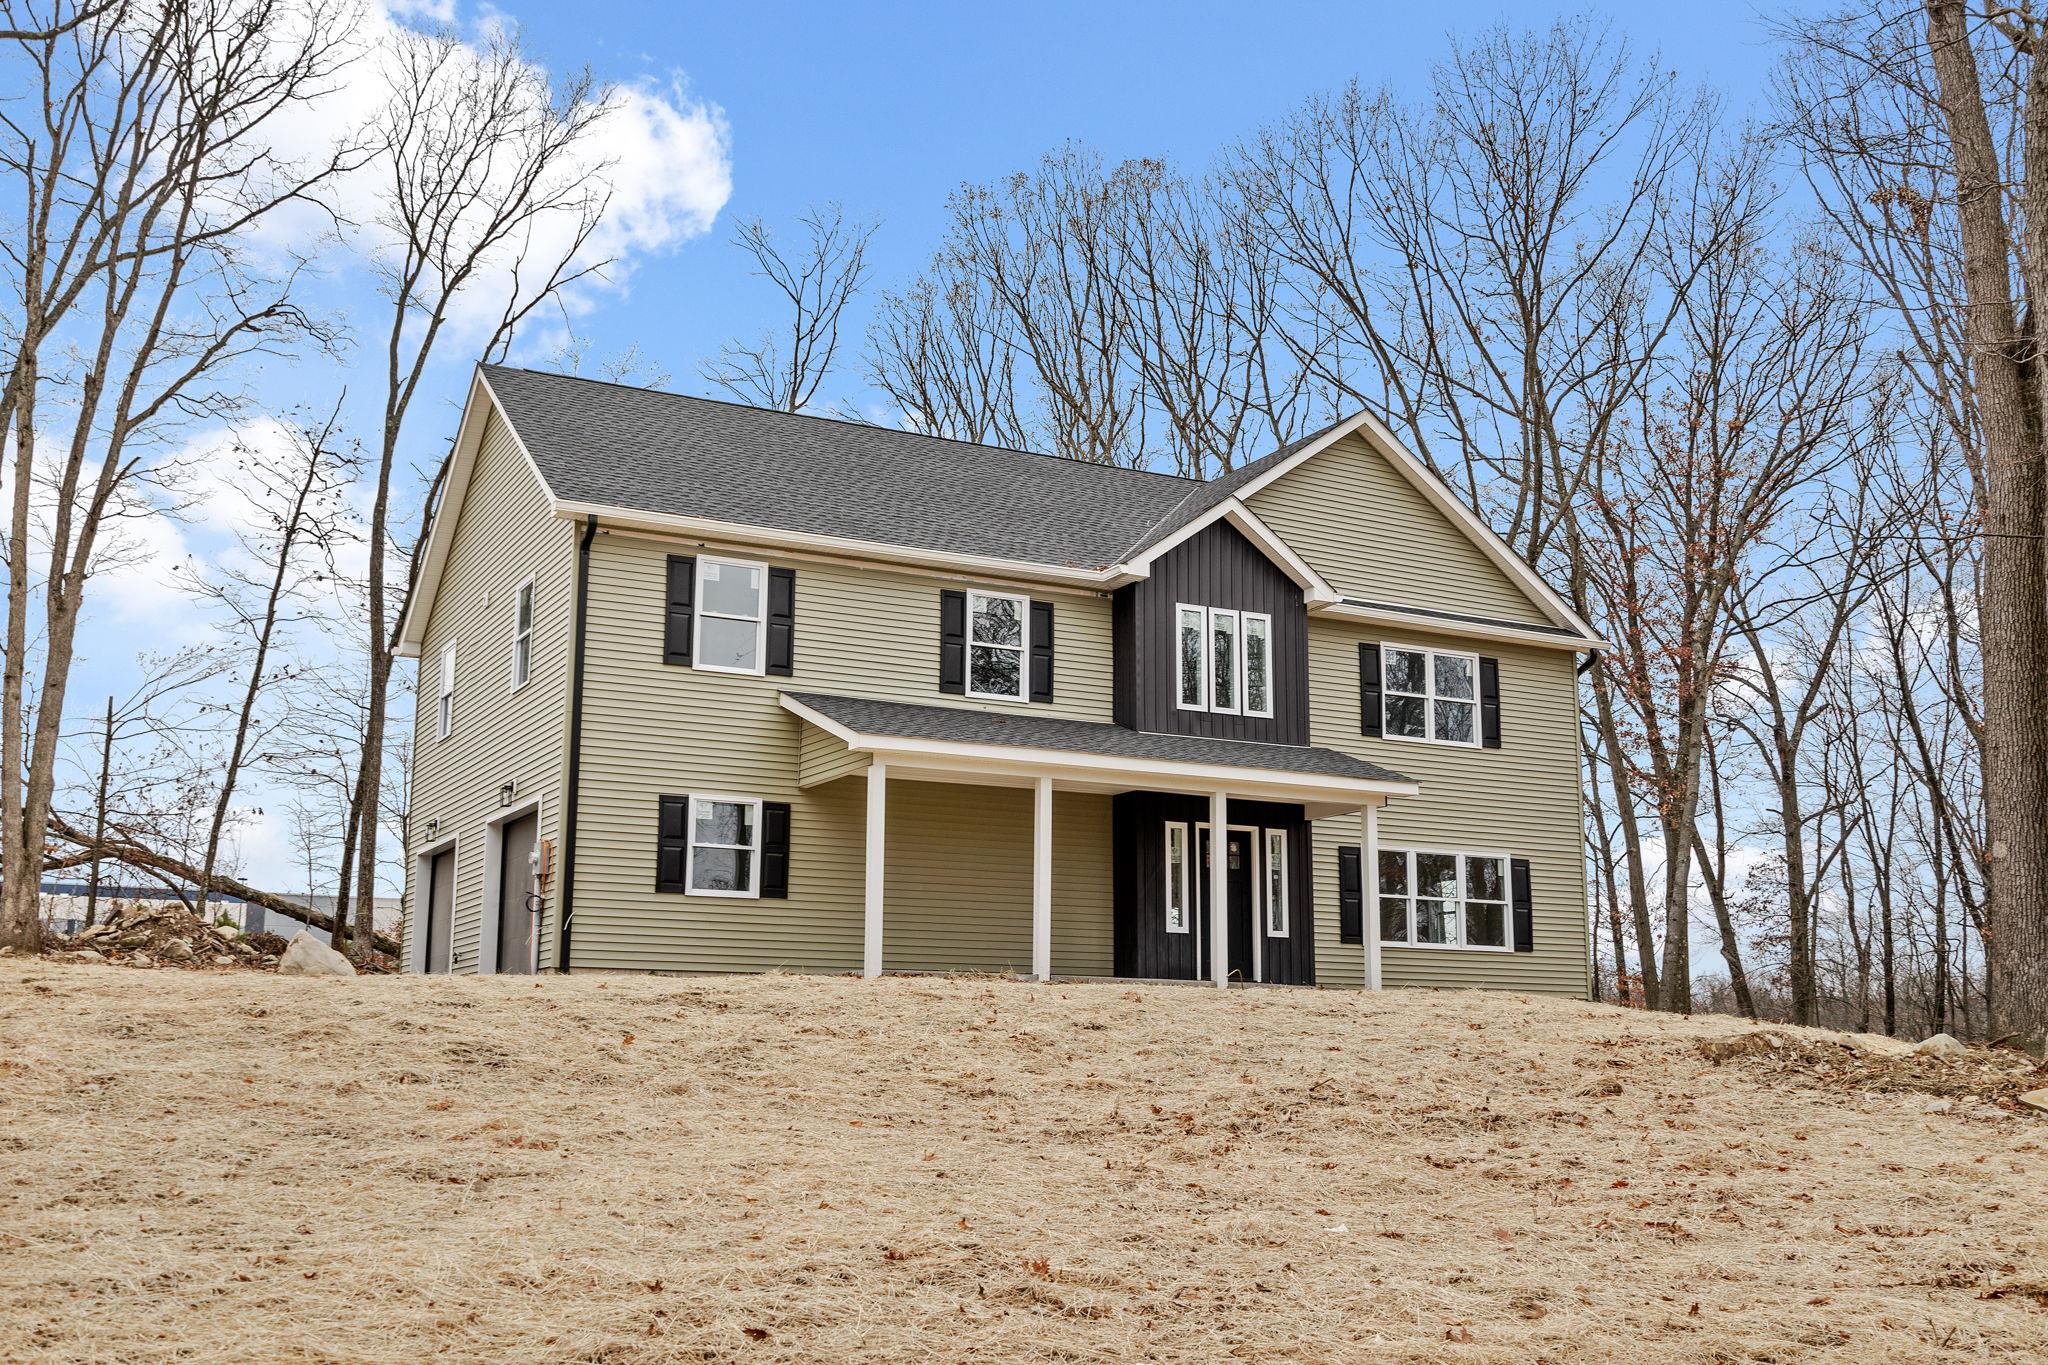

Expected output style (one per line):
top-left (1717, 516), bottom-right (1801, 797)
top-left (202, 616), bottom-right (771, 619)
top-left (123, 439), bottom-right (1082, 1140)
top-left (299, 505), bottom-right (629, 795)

top-left (395, 365), bottom-right (1605, 992)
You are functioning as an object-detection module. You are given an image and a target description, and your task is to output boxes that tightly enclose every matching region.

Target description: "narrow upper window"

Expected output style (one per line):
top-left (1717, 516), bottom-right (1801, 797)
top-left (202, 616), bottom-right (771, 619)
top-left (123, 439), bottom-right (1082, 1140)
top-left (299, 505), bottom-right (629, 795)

top-left (1242, 612), bottom-right (1273, 718)
top-left (1264, 828), bottom-right (1287, 936)
top-left (695, 558), bottom-right (767, 674)
top-left (1383, 645), bottom-right (1478, 745)
top-left (435, 642), bottom-right (455, 740)
top-left (1164, 822), bottom-right (1191, 933)
top-left (1210, 609), bottom-right (1239, 713)
top-left (966, 590), bottom-right (1028, 700)
top-left (1176, 606), bottom-right (1206, 710)
top-left (509, 579), bottom-right (534, 690)
top-left (1377, 848), bottom-right (1510, 950)
top-left (686, 795), bottom-right (762, 897)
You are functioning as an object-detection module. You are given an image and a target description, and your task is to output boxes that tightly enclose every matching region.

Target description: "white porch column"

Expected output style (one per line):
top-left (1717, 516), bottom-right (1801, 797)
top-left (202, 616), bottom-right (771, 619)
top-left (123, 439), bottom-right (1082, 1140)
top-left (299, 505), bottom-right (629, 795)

top-left (1031, 776), bottom-right (1053, 982)
top-left (864, 761), bottom-right (887, 979)
top-left (1209, 789), bottom-right (1230, 988)
top-left (1363, 799), bottom-right (1382, 991)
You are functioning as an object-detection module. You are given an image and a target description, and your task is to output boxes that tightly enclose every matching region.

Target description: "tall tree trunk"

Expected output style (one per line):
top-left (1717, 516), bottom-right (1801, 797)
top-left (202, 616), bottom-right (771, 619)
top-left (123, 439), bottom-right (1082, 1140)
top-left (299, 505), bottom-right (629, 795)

top-left (1924, 0), bottom-right (2048, 1056)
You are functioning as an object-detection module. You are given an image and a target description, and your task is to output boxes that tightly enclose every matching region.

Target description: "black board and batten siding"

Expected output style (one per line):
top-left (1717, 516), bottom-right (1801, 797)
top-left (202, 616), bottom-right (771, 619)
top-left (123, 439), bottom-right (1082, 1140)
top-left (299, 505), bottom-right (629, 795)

top-left (1112, 521), bottom-right (1309, 743)
top-left (1111, 791), bottom-right (1315, 985)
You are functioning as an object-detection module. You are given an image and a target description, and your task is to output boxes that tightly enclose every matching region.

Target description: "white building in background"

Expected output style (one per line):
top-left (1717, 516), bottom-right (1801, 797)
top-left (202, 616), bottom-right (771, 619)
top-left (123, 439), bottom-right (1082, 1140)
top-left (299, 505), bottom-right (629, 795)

top-left (37, 881), bottom-right (400, 938)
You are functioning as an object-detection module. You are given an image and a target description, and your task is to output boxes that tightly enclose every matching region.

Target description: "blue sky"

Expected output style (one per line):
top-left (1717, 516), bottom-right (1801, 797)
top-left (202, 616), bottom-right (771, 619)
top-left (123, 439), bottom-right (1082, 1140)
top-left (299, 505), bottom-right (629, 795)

top-left (509, 0), bottom-right (1786, 409)
top-left (54, 0), bottom-right (1791, 893)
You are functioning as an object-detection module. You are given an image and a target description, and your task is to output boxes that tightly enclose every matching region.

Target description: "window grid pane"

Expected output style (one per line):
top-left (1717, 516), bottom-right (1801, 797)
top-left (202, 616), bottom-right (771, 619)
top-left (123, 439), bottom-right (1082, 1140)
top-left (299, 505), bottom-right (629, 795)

top-left (1265, 830), bottom-right (1286, 936)
top-left (1177, 609), bottom-right (1205, 708)
top-left (1244, 615), bottom-right (1271, 716)
top-left (1211, 612), bottom-right (1238, 710)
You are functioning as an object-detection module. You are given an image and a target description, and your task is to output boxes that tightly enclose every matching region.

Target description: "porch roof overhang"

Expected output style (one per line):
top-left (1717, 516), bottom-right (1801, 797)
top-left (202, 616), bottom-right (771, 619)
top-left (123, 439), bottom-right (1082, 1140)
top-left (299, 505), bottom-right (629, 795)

top-left (781, 691), bottom-right (1419, 817)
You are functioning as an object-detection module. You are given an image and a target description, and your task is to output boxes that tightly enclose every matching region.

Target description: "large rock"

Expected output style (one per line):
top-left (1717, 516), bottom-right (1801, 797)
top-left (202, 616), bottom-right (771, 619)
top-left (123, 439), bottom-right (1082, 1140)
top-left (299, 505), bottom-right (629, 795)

top-left (277, 932), bottom-right (356, 977)
top-left (1915, 1032), bottom-right (1968, 1061)
top-left (2019, 1089), bottom-right (2048, 1116)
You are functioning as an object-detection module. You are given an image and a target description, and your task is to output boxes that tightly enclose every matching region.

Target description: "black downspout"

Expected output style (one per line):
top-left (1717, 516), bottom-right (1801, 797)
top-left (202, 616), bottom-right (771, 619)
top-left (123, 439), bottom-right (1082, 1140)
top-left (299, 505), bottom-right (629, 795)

top-left (556, 514), bottom-right (598, 972)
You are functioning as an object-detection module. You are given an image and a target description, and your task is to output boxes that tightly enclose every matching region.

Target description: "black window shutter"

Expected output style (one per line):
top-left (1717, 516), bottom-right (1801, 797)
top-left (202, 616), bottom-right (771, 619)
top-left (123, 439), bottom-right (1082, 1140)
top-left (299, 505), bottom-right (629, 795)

top-left (663, 556), bottom-right (695, 666)
top-left (1337, 845), bottom-right (1362, 944)
top-left (1029, 599), bottom-right (1055, 702)
top-left (1358, 643), bottom-right (1382, 738)
top-left (656, 795), bottom-right (689, 893)
top-left (766, 567), bottom-right (796, 677)
top-left (1511, 857), bottom-right (1534, 952)
top-left (1480, 656), bottom-right (1502, 748)
top-left (760, 801), bottom-right (791, 898)
top-left (938, 589), bottom-right (966, 694)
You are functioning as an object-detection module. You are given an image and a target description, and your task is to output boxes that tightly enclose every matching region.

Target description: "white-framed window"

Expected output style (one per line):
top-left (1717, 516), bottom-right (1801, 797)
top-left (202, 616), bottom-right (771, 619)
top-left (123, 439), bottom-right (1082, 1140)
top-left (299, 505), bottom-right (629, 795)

top-left (1176, 605), bottom-right (1206, 710)
top-left (685, 795), bottom-right (762, 897)
top-left (1383, 645), bottom-right (1478, 745)
top-left (509, 578), bottom-right (535, 690)
top-left (1164, 821), bottom-right (1191, 933)
top-left (1264, 828), bottom-right (1288, 936)
top-left (1176, 604), bottom-right (1274, 719)
top-left (966, 589), bottom-right (1029, 700)
top-left (1242, 613), bottom-right (1273, 718)
top-left (435, 642), bottom-right (455, 740)
top-left (694, 557), bottom-right (768, 675)
top-left (1377, 847), bottom-right (1510, 950)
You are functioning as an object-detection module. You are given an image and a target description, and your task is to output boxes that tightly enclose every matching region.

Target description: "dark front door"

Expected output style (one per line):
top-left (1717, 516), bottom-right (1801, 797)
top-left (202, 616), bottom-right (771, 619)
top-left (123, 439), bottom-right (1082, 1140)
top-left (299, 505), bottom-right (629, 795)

top-left (425, 848), bottom-right (453, 973)
top-left (496, 811), bottom-right (538, 974)
top-left (1198, 828), bottom-right (1256, 983)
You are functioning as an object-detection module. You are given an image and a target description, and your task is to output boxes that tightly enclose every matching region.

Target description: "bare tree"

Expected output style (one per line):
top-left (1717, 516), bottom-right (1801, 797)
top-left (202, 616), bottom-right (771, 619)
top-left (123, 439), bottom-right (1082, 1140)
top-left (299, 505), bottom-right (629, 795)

top-left (181, 402), bottom-right (358, 922)
top-left (346, 24), bottom-right (615, 960)
top-left (0, 0), bottom-right (360, 951)
top-left (702, 203), bottom-right (875, 413)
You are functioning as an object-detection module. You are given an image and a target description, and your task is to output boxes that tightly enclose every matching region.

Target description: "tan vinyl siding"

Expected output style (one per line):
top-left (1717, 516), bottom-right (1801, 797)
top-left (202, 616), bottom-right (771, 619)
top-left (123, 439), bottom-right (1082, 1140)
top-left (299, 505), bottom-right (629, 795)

top-left (402, 411), bottom-right (574, 973)
top-left (798, 720), bottom-right (872, 787)
top-left (568, 530), bottom-right (1117, 973)
top-left (1305, 620), bottom-right (1588, 996)
top-left (1247, 432), bottom-right (1553, 627)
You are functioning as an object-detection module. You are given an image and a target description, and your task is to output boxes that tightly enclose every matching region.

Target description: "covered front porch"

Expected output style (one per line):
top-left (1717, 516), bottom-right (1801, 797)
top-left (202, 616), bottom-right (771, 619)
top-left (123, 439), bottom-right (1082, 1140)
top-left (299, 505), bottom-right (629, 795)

top-left (781, 691), bottom-right (1417, 988)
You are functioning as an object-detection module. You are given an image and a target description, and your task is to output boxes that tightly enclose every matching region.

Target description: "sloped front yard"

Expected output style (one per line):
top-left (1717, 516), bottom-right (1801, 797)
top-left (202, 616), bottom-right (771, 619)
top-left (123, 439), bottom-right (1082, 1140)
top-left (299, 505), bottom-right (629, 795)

top-left (1, 959), bottom-right (2044, 1361)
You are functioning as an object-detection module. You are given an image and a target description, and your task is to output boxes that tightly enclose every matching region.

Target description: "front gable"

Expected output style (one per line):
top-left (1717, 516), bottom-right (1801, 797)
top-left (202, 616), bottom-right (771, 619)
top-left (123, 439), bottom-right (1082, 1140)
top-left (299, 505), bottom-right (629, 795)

top-left (1244, 431), bottom-right (1561, 631)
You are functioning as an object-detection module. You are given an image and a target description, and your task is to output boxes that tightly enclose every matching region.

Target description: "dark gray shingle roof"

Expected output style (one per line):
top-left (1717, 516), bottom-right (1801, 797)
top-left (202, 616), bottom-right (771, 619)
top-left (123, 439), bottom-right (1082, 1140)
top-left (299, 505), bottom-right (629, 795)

top-left (482, 365), bottom-right (1205, 570)
top-left (784, 692), bottom-right (1412, 786)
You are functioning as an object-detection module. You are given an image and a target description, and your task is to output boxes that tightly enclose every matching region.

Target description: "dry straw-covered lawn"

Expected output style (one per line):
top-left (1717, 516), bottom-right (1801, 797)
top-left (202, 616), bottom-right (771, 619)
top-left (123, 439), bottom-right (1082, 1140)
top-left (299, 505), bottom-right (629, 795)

top-left (1, 959), bottom-right (2044, 1362)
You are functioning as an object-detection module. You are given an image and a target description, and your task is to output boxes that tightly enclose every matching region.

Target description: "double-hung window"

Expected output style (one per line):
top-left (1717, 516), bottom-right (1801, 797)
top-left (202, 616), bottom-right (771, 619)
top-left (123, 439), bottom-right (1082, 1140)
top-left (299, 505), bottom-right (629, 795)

top-left (1383, 645), bottom-right (1478, 745)
top-left (435, 643), bottom-right (455, 740)
top-left (966, 590), bottom-right (1028, 700)
top-left (509, 579), bottom-right (534, 690)
top-left (1164, 822), bottom-right (1192, 933)
top-left (686, 795), bottom-right (762, 897)
top-left (1175, 604), bottom-right (1274, 719)
top-left (1377, 848), bottom-right (1510, 950)
top-left (695, 557), bottom-right (768, 674)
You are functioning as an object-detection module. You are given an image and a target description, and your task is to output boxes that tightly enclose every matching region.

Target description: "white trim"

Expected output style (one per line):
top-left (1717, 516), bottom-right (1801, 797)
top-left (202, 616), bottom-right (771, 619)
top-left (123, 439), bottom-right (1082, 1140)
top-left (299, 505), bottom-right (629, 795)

top-left (1116, 499), bottom-right (1341, 605)
top-left (963, 588), bottom-right (1031, 703)
top-left (1375, 845), bottom-right (1515, 954)
top-left (1207, 793), bottom-right (1229, 988)
top-left (508, 576), bottom-right (535, 692)
top-left (1031, 775), bottom-right (1052, 982)
top-left (1321, 600), bottom-right (1607, 652)
top-left (1380, 642), bottom-right (1481, 748)
top-left (863, 763), bottom-right (887, 977)
top-left (1208, 608), bottom-right (1241, 715)
top-left (1264, 827), bottom-right (1288, 938)
top-left (435, 641), bottom-right (456, 741)
top-left (1163, 821), bottom-right (1192, 933)
top-left (778, 694), bottom-right (1421, 803)
top-left (1363, 802), bottom-right (1382, 990)
top-left (682, 794), bottom-right (764, 898)
top-left (477, 795), bottom-right (544, 974)
top-left (692, 555), bottom-right (770, 677)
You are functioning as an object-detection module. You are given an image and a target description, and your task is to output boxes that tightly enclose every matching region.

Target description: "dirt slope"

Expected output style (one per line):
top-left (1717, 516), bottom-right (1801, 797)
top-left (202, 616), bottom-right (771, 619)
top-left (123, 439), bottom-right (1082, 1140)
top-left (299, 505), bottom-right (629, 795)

top-left (1, 960), bottom-right (2043, 1362)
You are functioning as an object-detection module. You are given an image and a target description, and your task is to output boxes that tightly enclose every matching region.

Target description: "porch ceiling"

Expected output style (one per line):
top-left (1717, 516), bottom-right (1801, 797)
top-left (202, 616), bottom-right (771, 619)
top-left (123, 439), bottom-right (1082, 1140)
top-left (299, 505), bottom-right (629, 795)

top-left (782, 690), bottom-right (1418, 813)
